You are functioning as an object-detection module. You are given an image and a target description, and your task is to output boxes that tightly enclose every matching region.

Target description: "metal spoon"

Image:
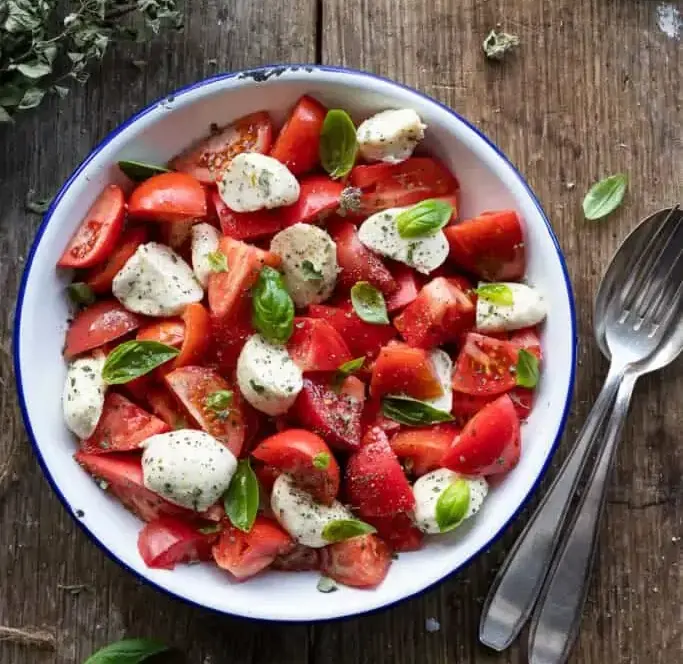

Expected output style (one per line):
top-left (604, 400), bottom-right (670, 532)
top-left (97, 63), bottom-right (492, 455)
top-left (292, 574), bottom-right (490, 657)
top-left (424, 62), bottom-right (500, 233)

top-left (479, 206), bottom-right (683, 661)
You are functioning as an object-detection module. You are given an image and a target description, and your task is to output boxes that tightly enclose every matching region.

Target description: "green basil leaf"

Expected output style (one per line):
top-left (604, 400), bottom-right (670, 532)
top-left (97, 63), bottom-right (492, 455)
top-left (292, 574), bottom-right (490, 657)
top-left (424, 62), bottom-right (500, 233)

top-left (83, 638), bottom-right (169, 664)
top-left (67, 282), bottom-right (96, 307)
top-left (320, 109), bottom-right (358, 179)
top-left (197, 524), bottom-right (222, 535)
top-left (475, 283), bottom-right (513, 306)
top-left (332, 356), bottom-right (365, 391)
top-left (207, 250), bottom-right (228, 273)
top-left (582, 174), bottom-right (628, 220)
top-left (18, 87), bottom-right (46, 110)
top-left (250, 380), bottom-right (265, 394)
top-left (381, 395), bottom-right (454, 426)
top-left (204, 389), bottom-right (233, 412)
top-left (102, 341), bottom-right (180, 385)
top-left (15, 62), bottom-right (52, 79)
top-left (338, 186), bottom-right (362, 216)
top-left (321, 519), bottom-right (376, 543)
top-left (395, 199), bottom-right (453, 238)
top-left (117, 160), bottom-right (170, 182)
top-left (435, 478), bottom-right (471, 532)
top-left (224, 459), bottom-right (259, 533)
top-left (317, 576), bottom-right (338, 593)
top-left (350, 281), bottom-right (389, 325)
top-left (312, 452), bottom-right (331, 470)
top-left (516, 348), bottom-right (539, 388)
top-left (252, 266), bottom-right (295, 344)
top-left (301, 260), bottom-right (323, 281)
top-left (482, 30), bottom-right (520, 60)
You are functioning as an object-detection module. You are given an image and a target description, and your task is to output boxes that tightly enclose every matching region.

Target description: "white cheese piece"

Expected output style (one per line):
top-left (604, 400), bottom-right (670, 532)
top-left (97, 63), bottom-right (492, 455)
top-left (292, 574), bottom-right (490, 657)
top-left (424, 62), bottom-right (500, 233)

top-left (217, 152), bottom-right (300, 212)
top-left (142, 430), bottom-right (237, 512)
top-left (427, 349), bottom-right (453, 413)
top-left (356, 109), bottom-right (426, 164)
top-left (270, 223), bottom-right (338, 307)
top-left (358, 207), bottom-right (449, 275)
top-left (413, 468), bottom-right (488, 534)
top-left (271, 473), bottom-right (354, 548)
top-left (191, 222), bottom-right (221, 288)
top-left (475, 282), bottom-right (547, 333)
top-left (112, 242), bottom-right (203, 317)
top-left (236, 334), bottom-right (303, 415)
top-left (62, 355), bottom-right (106, 439)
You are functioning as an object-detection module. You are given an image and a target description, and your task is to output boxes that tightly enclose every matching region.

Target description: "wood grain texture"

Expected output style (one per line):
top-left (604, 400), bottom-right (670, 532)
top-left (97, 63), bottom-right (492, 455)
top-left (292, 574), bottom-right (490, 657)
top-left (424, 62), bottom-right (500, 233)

top-left (0, 0), bottom-right (681, 662)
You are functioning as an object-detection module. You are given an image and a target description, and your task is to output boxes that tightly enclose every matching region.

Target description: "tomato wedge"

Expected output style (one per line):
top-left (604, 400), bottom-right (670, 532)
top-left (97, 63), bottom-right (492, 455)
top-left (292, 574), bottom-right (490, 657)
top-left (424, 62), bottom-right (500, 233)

top-left (452, 387), bottom-right (534, 421)
top-left (287, 317), bottom-right (352, 372)
top-left (390, 423), bottom-right (459, 477)
top-left (146, 386), bottom-right (190, 429)
top-left (271, 544), bottom-right (320, 571)
top-left (165, 366), bottom-right (247, 456)
top-left (251, 429), bottom-right (340, 505)
top-left (509, 326), bottom-right (543, 359)
top-left (64, 299), bottom-right (141, 359)
top-left (385, 263), bottom-right (419, 312)
top-left (364, 513), bottom-right (424, 552)
top-left (211, 190), bottom-right (285, 241)
top-left (85, 226), bottom-right (147, 294)
top-left (270, 95), bottom-right (327, 175)
top-left (57, 185), bottom-right (125, 268)
top-left (138, 516), bottom-right (218, 569)
top-left (320, 534), bottom-right (392, 588)
top-left (171, 111), bottom-right (274, 183)
top-left (280, 175), bottom-right (344, 226)
top-left (369, 342), bottom-right (443, 400)
top-left (137, 319), bottom-right (185, 347)
top-left (128, 172), bottom-right (207, 223)
top-left (205, 308), bottom-right (253, 374)
top-left (441, 394), bottom-right (521, 475)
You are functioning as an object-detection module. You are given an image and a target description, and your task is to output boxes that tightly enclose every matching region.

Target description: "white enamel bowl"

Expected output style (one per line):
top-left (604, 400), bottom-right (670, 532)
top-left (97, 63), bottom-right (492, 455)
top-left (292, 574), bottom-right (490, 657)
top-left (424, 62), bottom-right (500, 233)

top-left (14, 65), bottom-right (577, 622)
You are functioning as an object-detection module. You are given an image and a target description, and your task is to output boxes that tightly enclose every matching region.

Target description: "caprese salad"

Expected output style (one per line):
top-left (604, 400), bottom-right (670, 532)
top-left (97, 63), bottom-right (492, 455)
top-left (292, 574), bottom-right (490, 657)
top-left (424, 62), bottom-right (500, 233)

top-left (57, 95), bottom-right (546, 590)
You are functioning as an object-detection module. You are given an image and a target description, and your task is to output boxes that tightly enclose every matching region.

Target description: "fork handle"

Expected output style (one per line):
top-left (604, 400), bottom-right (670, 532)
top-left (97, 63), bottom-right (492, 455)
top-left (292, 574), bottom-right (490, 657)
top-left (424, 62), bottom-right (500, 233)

top-left (527, 371), bottom-right (638, 664)
top-left (478, 363), bottom-right (625, 651)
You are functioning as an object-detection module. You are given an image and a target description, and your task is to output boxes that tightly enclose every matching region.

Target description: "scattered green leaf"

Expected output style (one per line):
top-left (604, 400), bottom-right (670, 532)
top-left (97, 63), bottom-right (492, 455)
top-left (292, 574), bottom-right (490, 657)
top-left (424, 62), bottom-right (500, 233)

top-left (381, 395), bottom-right (454, 426)
top-left (582, 174), bottom-right (628, 220)
top-left (312, 452), bottom-right (331, 470)
top-left (301, 260), bottom-right (323, 281)
top-left (516, 349), bottom-right (540, 388)
top-left (223, 459), bottom-right (259, 533)
top-left (102, 340), bottom-right (179, 385)
top-left (320, 109), bottom-right (358, 179)
top-left (321, 519), bottom-right (376, 543)
top-left (476, 283), bottom-right (514, 306)
top-left (435, 479), bottom-right (470, 532)
top-left (117, 160), bottom-right (170, 182)
top-left (483, 30), bottom-right (520, 60)
top-left (67, 282), bottom-right (96, 307)
top-left (205, 389), bottom-right (233, 413)
top-left (25, 189), bottom-right (53, 214)
top-left (332, 356), bottom-right (365, 390)
top-left (252, 266), bottom-right (295, 344)
top-left (350, 281), bottom-right (389, 325)
top-left (317, 576), bottom-right (338, 593)
top-left (83, 638), bottom-right (169, 664)
top-left (207, 250), bottom-right (228, 273)
top-left (395, 199), bottom-right (453, 239)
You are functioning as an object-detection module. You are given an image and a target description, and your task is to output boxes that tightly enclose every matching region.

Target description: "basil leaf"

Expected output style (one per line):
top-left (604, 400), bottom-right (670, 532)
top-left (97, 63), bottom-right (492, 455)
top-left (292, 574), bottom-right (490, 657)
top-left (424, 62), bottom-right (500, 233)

top-left (25, 188), bottom-right (53, 214)
top-left (320, 109), bottom-right (358, 179)
top-left (312, 452), bottom-right (331, 470)
top-left (381, 395), bottom-right (454, 426)
top-left (252, 266), bottom-right (295, 344)
top-left (117, 160), bottom-right (170, 182)
top-left (582, 174), bottom-right (628, 220)
top-left (395, 199), bottom-right (453, 238)
top-left (102, 341), bottom-right (179, 385)
top-left (435, 479), bottom-right (470, 532)
top-left (476, 283), bottom-right (513, 306)
top-left (67, 282), bottom-right (96, 307)
top-left (332, 356), bottom-right (365, 390)
top-left (482, 30), bottom-right (520, 60)
top-left (301, 260), bottom-right (323, 281)
top-left (205, 389), bottom-right (233, 412)
top-left (350, 281), bottom-right (389, 325)
top-left (83, 638), bottom-right (169, 664)
top-left (321, 519), bottom-right (376, 543)
top-left (224, 459), bottom-right (259, 533)
top-left (250, 380), bottom-right (265, 394)
top-left (516, 348), bottom-right (539, 388)
top-left (197, 524), bottom-right (222, 535)
top-left (317, 576), bottom-right (338, 593)
top-left (207, 250), bottom-right (228, 273)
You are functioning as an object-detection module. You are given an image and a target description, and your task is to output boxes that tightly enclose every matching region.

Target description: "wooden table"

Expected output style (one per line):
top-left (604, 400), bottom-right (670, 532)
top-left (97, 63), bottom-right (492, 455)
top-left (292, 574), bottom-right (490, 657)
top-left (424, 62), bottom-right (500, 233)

top-left (0, 1), bottom-right (681, 662)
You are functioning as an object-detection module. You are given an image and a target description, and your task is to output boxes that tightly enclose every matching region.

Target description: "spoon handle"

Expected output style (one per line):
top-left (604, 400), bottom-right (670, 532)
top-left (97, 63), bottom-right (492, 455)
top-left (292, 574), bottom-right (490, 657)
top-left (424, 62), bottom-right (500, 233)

top-left (478, 364), bottom-right (625, 651)
top-left (527, 371), bottom-right (638, 664)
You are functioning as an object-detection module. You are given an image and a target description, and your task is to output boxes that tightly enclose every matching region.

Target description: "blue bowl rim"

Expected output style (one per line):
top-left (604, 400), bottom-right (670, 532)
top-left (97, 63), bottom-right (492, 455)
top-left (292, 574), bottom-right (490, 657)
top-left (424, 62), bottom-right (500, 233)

top-left (13, 63), bottom-right (578, 624)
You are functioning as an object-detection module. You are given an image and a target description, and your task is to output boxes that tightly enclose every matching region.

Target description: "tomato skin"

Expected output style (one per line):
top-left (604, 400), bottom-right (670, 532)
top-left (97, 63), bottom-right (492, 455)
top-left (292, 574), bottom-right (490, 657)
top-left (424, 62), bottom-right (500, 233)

top-left (271, 544), bottom-right (320, 571)
top-left (171, 111), bottom-right (274, 184)
top-left (319, 534), bottom-right (392, 588)
top-left (81, 392), bottom-right (170, 453)
top-left (452, 387), bottom-right (534, 421)
top-left (137, 319), bottom-right (185, 348)
top-left (212, 516), bottom-right (294, 580)
top-left (64, 299), bottom-right (142, 359)
top-left (128, 172), bottom-right (207, 223)
top-left (328, 219), bottom-right (398, 295)
top-left (444, 210), bottom-right (525, 281)
top-left (212, 190), bottom-right (286, 241)
top-left (85, 226), bottom-right (147, 293)
top-left (205, 308), bottom-right (253, 374)
top-left (509, 326), bottom-right (543, 359)
top-left (370, 342), bottom-right (444, 400)
top-left (165, 366), bottom-right (247, 456)
top-left (146, 386), bottom-right (189, 429)
top-left (280, 175), bottom-right (345, 227)
top-left (57, 185), bottom-right (126, 268)
top-left (441, 394), bottom-right (521, 475)
top-left (287, 317), bottom-right (352, 372)
top-left (390, 423), bottom-right (459, 477)
top-left (361, 399), bottom-right (402, 437)
top-left (365, 513), bottom-right (424, 552)
top-left (269, 95), bottom-right (327, 175)
top-left (138, 516), bottom-right (218, 569)
top-left (385, 263), bottom-right (419, 312)
top-left (251, 429), bottom-right (340, 505)
top-left (174, 303), bottom-right (211, 368)
top-left (291, 375), bottom-right (365, 452)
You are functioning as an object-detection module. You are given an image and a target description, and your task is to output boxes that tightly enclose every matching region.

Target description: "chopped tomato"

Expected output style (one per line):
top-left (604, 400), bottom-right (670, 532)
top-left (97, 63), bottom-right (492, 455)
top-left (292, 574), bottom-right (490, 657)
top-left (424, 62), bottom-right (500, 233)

top-left (452, 332), bottom-right (520, 396)
top-left (271, 544), bottom-right (320, 571)
top-left (444, 210), bottom-right (525, 281)
top-left (205, 308), bottom-right (253, 374)
top-left (137, 319), bottom-right (185, 348)
top-left (291, 376), bottom-right (365, 452)
top-left (212, 516), bottom-right (294, 580)
top-left (57, 185), bottom-right (125, 268)
top-left (390, 423), bottom-right (459, 477)
top-left (452, 387), bottom-right (534, 421)
top-left (441, 394), bottom-right (521, 475)
top-left (361, 399), bottom-right (402, 436)
top-left (174, 303), bottom-right (211, 367)
top-left (81, 392), bottom-right (170, 453)
top-left (320, 534), bottom-right (391, 588)
top-left (64, 299), bottom-right (141, 359)
top-left (385, 263), bottom-right (419, 312)
top-left (211, 190), bottom-right (285, 240)
top-left (369, 342), bottom-right (443, 400)
top-left (269, 95), bottom-right (327, 175)
top-left (287, 317), bottom-right (352, 372)
top-left (128, 172), bottom-right (207, 223)
top-left (165, 366), bottom-right (247, 456)
top-left (393, 277), bottom-right (475, 349)
top-left (171, 111), bottom-right (274, 184)
top-left (85, 226), bottom-right (147, 294)
top-left (509, 326), bottom-right (543, 359)
top-left (365, 513), bottom-right (424, 552)
top-left (280, 175), bottom-right (344, 226)
top-left (146, 386), bottom-right (190, 429)
top-left (251, 429), bottom-right (340, 505)
top-left (253, 463), bottom-right (281, 493)
top-left (345, 435), bottom-right (415, 517)
top-left (122, 374), bottom-right (154, 405)
top-left (138, 516), bottom-right (218, 569)
top-left (328, 219), bottom-right (397, 295)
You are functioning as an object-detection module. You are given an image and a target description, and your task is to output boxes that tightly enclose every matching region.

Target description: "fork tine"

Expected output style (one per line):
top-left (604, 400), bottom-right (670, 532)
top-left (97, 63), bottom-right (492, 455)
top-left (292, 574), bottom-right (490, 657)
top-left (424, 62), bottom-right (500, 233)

top-left (649, 280), bottom-right (683, 339)
top-left (643, 242), bottom-right (683, 323)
